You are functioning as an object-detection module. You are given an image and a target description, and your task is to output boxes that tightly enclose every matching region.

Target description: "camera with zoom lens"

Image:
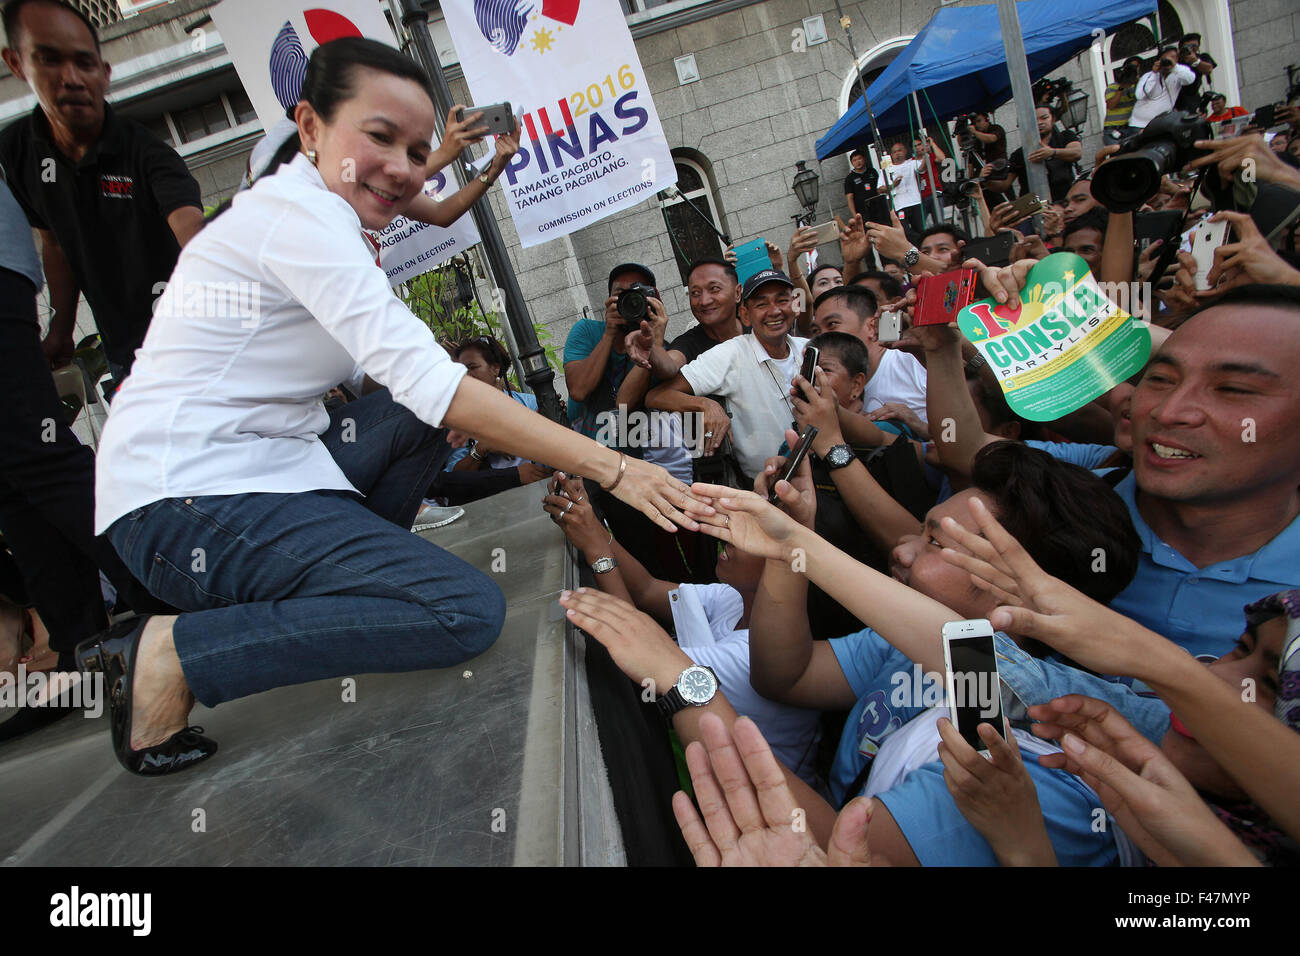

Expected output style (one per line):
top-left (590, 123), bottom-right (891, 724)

top-left (616, 282), bottom-right (659, 326)
top-left (1091, 110), bottom-right (1211, 213)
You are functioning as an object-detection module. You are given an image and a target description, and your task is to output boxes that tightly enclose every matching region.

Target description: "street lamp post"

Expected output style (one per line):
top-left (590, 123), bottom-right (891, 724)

top-left (792, 161), bottom-right (821, 226)
top-left (391, 0), bottom-right (566, 423)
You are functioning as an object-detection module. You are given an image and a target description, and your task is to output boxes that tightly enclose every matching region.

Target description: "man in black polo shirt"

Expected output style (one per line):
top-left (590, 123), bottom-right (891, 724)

top-left (843, 149), bottom-right (886, 224)
top-left (1, 0), bottom-right (203, 380)
top-left (995, 105), bottom-right (1082, 202)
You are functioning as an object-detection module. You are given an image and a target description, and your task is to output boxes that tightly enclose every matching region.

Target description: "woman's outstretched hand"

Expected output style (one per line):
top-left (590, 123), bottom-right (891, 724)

top-left (688, 483), bottom-right (807, 564)
top-left (609, 455), bottom-right (714, 534)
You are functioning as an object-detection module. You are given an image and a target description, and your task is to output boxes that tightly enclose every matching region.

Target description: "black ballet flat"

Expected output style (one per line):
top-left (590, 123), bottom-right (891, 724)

top-left (75, 616), bottom-right (217, 776)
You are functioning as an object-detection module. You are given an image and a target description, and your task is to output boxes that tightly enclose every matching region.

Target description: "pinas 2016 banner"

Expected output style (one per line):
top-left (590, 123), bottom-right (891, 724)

top-left (441, 0), bottom-right (677, 247)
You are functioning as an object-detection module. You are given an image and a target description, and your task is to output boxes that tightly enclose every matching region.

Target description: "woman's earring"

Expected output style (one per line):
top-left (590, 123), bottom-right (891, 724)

top-left (307, 148), bottom-right (318, 166)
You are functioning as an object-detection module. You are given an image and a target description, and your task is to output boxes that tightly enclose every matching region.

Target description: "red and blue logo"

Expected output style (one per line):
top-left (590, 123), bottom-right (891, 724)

top-left (269, 9), bottom-right (363, 113)
top-left (473, 0), bottom-right (578, 56)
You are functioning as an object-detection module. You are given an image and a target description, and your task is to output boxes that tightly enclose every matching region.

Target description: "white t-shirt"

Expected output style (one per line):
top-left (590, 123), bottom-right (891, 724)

top-left (862, 348), bottom-right (929, 422)
top-left (95, 153), bottom-right (467, 533)
top-left (1129, 64), bottom-right (1196, 128)
top-left (670, 583), bottom-right (823, 786)
top-left (678, 333), bottom-right (808, 480)
top-left (887, 159), bottom-right (923, 210)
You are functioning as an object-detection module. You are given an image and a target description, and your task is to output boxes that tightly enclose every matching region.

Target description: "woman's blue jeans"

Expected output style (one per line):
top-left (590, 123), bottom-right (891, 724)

top-left (106, 389), bottom-right (506, 707)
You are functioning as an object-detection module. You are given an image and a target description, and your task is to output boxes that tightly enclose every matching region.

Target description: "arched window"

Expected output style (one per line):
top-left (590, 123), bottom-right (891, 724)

top-left (1106, 1), bottom-right (1185, 79)
top-left (659, 152), bottom-right (726, 286)
top-left (838, 37), bottom-right (915, 117)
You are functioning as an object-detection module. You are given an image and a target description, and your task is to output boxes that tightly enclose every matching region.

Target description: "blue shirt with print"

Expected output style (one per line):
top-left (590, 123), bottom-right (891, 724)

top-left (829, 627), bottom-right (1171, 866)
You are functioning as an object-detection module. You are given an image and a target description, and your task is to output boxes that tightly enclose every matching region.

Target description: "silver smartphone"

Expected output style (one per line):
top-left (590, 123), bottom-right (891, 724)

top-left (942, 619), bottom-right (1005, 754)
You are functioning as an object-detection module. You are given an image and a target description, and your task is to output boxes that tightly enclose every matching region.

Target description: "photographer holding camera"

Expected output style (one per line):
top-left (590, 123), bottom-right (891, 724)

top-left (1174, 33), bottom-right (1217, 114)
top-left (961, 112), bottom-right (1006, 164)
top-left (1131, 46), bottom-right (1196, 132)
top-left (563, 263), bottom-right (662, 440)
top-left (1105, 56), bottom-right (1146, 140)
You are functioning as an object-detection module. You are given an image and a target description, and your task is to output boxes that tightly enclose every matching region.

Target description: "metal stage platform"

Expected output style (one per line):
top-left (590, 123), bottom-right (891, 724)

top-left (0, 482), bottom-right (627, 867)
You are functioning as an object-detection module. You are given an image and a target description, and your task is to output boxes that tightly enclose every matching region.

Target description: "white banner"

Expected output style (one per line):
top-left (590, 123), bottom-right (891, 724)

top-left (440, 0), bottom-right (676, 247)
top-left (210, 0), bottom-right (480, 279)
top-left (377, 169), bottom-right (482, 286)
top-left (209, 0), bottom-right (395, 132)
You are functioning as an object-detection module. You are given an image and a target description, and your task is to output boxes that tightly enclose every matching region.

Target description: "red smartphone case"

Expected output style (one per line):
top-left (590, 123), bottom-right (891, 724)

top-left (913, 269), bottom-right (977, 326)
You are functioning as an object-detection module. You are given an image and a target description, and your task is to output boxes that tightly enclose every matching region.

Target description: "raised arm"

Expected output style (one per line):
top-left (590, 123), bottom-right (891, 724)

top-left (558, 588), bottom-right (840, 847)
top-left (790, 378), bottom-right (921, 553)
top-left (913, 323), bottom-right (998, 480)
top-left (544, 472), bottom-right (676, 627)
top-left (693, 486), bottom-right (959, 678)
top-left (646, 370), bottom-right (732, 458)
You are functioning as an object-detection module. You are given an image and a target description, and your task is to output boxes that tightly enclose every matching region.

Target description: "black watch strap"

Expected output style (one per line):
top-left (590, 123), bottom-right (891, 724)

top-left (656, 686), bottom-right (688, 718)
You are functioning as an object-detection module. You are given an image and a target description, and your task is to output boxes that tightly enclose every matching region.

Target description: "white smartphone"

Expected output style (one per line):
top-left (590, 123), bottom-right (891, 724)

top-left (877, 310), bottom-right (902, 343)
top-left (941, 619), bottom-right (1005, 754)
top-left (1189, 218), bottom-right (1231, 291)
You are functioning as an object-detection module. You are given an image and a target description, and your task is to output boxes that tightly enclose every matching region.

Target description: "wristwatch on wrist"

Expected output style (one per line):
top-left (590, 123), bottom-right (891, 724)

top-left (656, 665), bottom-right (719, 718)
top-left (468, 440), bottom-right (486, 462)
top-left (903, 246), bottom-right (921, 269)
top-left (479, 168), bottom-right (495, 186)
top-left (590, 555), bottom-right (618, 574)
top-left (824, 443), bottom-right (855, 470)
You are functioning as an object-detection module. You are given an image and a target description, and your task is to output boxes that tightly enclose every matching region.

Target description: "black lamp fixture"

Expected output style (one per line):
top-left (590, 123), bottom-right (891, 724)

top-left (791, 160), bottom-right (820, 224)
top-left (1063, 86), bottom-right (1090, 131)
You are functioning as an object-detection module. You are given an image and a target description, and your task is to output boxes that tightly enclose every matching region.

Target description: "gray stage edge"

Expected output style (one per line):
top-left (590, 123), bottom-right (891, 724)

top-left (0, 481), bottom-right (625, 866)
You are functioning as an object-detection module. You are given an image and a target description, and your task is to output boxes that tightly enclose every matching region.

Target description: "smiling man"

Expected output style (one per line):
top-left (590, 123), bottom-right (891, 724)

top-left (0, 0), bottom-right (204, 379)
top-left (918, 283), bottom-right (1300, 661)
top-left (646, 268), bottom-right (807, 483)
top-left (1107, 285), bottom-right (1300, 659)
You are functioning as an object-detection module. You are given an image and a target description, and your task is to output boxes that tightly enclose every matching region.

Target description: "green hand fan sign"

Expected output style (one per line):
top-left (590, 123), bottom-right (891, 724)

top-left (957, 253), bottom-right (1151, 422)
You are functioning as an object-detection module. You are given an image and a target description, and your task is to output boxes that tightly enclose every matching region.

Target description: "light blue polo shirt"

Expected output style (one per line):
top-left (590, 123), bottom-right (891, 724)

top-left (1108, 473), bottom-right (1300, 661)
top-left (829, 628), bottom-right (1171, 866)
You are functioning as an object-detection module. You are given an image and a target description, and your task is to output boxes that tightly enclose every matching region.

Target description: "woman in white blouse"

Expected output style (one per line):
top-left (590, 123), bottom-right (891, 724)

top-left (81, 38), bottom-right (707, 776)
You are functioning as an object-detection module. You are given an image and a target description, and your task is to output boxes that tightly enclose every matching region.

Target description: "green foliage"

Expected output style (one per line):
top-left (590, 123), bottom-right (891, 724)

top-left (398, 261), bottom-right (560, 380)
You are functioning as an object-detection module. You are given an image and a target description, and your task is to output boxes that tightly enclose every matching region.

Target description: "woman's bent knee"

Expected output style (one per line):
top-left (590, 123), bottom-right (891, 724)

top-left (423, 572), bottom-right (505, 663)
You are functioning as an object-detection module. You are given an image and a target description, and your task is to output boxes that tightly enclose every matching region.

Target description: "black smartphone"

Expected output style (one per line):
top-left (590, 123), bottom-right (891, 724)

top-left (1134, 210), bottom-right (1184, 243)
top-left (861, 194), bottom-right (892, 226)
top-left (768, 426), bottom-right (818, 505)
top-left (456, 102), bottom-right (516, 136)
top-left (1250, 183), bottom-right (1300, 241)
top-left (1253, 103), bottom-right (1277, 129)
top-left (797, 345), bottom-right (819, 399)
top-left (961, 233), bottom-right (1015, 268)
top-left (1134, 209), bottom-right (1186, 285)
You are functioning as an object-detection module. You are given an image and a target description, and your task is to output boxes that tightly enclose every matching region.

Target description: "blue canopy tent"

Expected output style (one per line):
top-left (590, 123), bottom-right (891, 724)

top-left (816, 0), bottom-right (1156, 159)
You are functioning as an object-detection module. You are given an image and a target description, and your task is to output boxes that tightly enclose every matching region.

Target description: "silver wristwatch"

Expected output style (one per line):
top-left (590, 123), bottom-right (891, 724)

top-left (903, 246), bottom-right (921, 269)
top-left (591, 556), bottom-right (618, 574)
top-left (656, 665), bottom-right (719, 718)
top-left (824, 443), bottom-right (855, 470)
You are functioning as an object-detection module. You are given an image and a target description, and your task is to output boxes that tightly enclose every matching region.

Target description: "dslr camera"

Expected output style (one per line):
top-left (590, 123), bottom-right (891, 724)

top-left (1091, 110), bottom-right (1211, 212)
top-left (615, 282), bottom-right (659, 326)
